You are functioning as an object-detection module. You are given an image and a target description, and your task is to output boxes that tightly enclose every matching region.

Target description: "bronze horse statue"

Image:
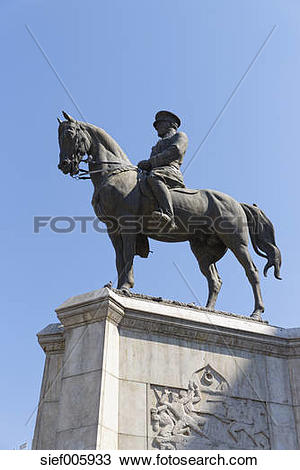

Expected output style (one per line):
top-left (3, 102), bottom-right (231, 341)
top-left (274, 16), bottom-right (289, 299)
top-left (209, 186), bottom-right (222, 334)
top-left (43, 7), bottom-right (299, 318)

top-left (57, 111), bottom-right (281, 320)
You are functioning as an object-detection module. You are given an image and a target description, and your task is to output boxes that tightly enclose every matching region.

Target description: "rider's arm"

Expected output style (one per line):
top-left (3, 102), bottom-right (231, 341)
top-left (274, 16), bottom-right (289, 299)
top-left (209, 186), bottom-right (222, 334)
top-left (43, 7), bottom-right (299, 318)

top-left (150, 132), bottom-right (188, 168)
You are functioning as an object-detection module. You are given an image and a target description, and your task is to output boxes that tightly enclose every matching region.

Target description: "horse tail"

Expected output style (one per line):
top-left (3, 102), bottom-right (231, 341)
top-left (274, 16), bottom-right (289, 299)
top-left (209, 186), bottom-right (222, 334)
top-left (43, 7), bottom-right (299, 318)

top-left (241, 203), bottom-right (282, 280)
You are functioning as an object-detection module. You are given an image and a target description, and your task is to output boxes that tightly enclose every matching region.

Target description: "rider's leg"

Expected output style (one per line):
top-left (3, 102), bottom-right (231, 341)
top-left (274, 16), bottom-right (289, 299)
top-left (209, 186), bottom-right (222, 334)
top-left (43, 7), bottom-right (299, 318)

top-left (147, 174), bottom-right (175, 226)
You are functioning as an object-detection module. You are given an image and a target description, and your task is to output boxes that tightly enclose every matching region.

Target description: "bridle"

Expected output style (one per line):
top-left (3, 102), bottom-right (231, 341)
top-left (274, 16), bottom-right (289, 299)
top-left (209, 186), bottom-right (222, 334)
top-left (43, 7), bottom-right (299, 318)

top-left (61, 123), bottom-right (136, 180)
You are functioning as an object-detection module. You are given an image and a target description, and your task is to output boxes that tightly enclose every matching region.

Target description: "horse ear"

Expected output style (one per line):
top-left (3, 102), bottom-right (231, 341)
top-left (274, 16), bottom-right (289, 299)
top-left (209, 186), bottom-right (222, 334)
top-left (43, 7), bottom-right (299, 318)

top-left (57, 117), bottom-right (62, 124)
top-left (62, 111), bottom-right (75, 122)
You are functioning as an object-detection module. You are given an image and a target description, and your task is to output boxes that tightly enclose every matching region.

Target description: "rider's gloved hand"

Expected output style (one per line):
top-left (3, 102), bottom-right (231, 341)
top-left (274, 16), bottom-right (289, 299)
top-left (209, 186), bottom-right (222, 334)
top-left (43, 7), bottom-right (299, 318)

top-left (137, 160), bottom-right (152, 171)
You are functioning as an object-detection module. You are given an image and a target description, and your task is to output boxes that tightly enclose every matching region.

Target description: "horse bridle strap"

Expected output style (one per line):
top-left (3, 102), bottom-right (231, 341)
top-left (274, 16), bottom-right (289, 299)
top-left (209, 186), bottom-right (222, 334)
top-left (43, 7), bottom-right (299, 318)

top-left (72, 161), bottom-right (137, 180)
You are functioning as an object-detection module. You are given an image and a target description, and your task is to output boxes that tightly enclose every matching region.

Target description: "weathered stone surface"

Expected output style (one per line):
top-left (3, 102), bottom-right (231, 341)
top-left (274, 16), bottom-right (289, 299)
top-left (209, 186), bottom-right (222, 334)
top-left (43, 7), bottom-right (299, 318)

top-left (288, 357), bottom-right (300, 406)
top-left (56, 370), bottom-right (102, 432)
top-left (119, 434), bottom-right (147, 450)
top-left (33, 288), bottom-right (300, 449)
top-left (56, 425), bottom-right (100, 450)
top-left (292, 405), bottom-right (300, 445)
top-left (32, 326), bottom-right (64, 450)
top-left (119, 381), bottom-right (147, 437)
top-left (33, 401), bottom-right (60, 450)
top-left (62, 322), bottom-right (105, 377)
top-left (267, 403), bottom-right (298, 449)
top-left (97, 427), bottom-right (118, 450)
top-left (266, 356), bottom-right (293, 405)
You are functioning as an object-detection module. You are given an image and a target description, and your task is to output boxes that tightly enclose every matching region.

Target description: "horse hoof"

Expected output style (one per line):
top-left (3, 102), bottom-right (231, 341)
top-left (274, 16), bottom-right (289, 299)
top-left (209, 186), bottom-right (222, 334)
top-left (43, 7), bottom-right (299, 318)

top-left (120, 287), bottom-right (132, 297)
top-left (103, 281), bottom-right (112, 288)
top-left (250, 311), bottom-right (263, 321)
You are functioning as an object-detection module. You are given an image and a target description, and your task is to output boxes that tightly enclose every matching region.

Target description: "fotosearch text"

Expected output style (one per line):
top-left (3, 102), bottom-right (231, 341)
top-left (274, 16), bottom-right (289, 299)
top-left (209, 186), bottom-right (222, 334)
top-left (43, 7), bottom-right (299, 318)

top-left (33, 215), bottom-right (262, 236)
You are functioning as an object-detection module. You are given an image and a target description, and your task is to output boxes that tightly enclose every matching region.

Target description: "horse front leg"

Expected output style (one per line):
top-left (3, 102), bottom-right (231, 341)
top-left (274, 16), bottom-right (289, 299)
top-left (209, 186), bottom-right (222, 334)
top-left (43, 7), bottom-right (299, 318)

top-left (109, 233), bottom-right (126, 289)
top-left (119, 234), bottom-right (136, 294)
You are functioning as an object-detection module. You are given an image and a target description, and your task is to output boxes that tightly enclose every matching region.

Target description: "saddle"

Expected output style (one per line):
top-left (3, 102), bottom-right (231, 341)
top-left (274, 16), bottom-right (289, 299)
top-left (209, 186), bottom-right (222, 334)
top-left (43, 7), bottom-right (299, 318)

top-left (136, 175), bottom-right (199, 259)
top-left (171, 187), bottom-right (199, 195)
top-left (139, 173), bottom-right (199, 199)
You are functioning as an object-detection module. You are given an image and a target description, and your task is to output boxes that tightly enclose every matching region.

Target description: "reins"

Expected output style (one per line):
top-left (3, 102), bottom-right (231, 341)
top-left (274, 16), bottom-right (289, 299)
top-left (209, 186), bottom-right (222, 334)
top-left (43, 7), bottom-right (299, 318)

top-left (72, 160), bottom-right (138, 180)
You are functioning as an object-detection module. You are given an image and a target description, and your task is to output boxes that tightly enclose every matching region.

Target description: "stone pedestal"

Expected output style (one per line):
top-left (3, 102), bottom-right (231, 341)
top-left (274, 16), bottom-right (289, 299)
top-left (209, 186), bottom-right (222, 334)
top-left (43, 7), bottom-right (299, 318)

top-left (33, 288), bottom-right (300, 450)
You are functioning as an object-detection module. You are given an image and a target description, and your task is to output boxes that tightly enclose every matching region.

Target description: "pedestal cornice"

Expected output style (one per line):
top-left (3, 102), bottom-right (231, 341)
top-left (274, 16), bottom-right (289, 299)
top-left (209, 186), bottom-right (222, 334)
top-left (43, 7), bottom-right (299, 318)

top-left (51, 287), bottom-right (300, 357)
top-left (55, 288), bottom-right (124, 329)
top-left (37, 323), bottom-right (65, 354)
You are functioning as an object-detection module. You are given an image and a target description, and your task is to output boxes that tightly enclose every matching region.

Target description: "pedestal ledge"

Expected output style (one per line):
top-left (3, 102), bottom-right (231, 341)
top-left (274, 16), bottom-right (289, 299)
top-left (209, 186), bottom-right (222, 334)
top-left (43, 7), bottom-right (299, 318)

top-left (55, 287), bottom-right (124, 328)
top-left (37, 323), bottom-right (64, 354)
top-left (53, 287), bottom-right (300, 357)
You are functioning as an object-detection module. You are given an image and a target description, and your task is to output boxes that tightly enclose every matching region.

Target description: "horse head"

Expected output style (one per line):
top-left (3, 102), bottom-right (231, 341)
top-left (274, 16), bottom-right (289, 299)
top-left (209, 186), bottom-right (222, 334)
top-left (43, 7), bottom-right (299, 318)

top-left (57, 111), bottom-right (91, 176)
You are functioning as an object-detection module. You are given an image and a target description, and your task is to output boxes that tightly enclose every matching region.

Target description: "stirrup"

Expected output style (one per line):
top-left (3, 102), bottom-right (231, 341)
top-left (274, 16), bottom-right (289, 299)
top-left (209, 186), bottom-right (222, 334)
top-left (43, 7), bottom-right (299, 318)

top-left (152, 211), bottom-right (176, 229)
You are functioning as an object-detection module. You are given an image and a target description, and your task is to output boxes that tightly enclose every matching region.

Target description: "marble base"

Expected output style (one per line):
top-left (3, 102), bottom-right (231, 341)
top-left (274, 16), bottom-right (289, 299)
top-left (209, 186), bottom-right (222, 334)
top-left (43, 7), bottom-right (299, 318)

top-left (32, 288), bottom-right (300, 450)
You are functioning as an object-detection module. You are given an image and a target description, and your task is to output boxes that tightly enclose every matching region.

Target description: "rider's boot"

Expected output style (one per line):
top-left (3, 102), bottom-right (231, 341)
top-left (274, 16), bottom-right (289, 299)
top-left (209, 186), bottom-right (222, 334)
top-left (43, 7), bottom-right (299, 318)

top-left (148, 176), bottom-right (176, 229)
top-left (152, 209), bottom-right (176, 229)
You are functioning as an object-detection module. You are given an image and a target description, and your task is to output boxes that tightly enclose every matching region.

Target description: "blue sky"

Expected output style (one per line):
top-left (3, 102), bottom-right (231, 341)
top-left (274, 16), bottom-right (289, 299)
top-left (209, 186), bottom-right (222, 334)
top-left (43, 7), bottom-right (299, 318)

top-left (1, 0), bottom-right (299, 449)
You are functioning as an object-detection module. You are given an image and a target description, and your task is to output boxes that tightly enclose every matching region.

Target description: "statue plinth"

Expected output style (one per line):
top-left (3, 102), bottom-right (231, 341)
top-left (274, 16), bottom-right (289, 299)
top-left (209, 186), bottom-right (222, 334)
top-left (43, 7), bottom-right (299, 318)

top-left (33, 288), bottom-right (300, 450)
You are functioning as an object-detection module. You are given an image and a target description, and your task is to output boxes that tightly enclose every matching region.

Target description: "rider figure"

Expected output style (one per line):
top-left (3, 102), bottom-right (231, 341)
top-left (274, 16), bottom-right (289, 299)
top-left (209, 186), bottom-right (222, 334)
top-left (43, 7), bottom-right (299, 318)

top-left (138, 110), bottom-right (188, 228)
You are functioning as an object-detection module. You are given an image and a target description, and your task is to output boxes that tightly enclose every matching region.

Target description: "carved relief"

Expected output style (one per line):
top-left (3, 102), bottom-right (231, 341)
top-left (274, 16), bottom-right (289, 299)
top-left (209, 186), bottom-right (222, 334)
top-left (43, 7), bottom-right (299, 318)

top-left (150, 364), bottom-right (270, 450)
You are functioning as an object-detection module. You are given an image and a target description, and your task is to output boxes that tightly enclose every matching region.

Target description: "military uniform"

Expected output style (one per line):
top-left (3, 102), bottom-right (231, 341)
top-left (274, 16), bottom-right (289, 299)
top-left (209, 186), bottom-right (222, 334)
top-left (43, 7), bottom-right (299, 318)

top-left (149, 130), bottom-right (188, 189)
top-left (139, 110), bottom-right (188, 227)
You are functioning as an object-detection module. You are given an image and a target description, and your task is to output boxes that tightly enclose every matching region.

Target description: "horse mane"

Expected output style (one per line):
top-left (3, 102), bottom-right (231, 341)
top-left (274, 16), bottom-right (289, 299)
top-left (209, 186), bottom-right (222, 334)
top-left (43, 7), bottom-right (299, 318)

top-left (81, 121), bottom-right (131, 164)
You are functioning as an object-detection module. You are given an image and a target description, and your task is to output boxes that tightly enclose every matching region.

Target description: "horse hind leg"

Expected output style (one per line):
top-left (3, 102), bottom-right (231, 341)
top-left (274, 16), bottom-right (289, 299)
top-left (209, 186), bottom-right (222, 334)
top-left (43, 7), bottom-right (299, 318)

top-left (229, 242), bottom-right (264, 319)
top-left (205, 264), bottom-right (223, 310)
top-left (190, 238), bottom-right (226, 310)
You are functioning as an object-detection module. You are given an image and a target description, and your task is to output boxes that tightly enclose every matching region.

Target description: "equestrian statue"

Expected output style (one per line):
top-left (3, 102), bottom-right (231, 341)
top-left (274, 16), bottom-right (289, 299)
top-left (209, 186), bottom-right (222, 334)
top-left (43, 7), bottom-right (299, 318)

top-left (57, 110), bottom-right (282, 320)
